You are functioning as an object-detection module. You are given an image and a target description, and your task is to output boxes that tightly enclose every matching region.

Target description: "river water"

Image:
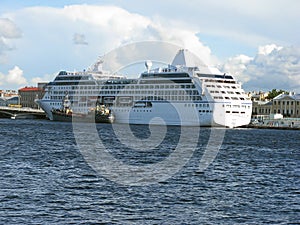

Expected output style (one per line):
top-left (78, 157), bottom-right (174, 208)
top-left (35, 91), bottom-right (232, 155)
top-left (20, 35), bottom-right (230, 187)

top-left (0, 119), bottom-right (299, 224)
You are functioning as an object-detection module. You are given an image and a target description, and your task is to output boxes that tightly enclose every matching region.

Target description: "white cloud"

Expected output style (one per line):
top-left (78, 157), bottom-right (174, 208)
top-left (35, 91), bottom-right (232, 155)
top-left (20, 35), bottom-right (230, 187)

top-left (221, 44), bottom-right (300, 92)
top-left (118, 0), bottom-right (299, 49)
top-left (222, 54), bottom-right (253, 83)
top-left (1, 3), bottom-right (299, 93)
top-left (1, 4), bottom-right (216, 85)
top-left (60, 4), bottom-right (210, 58)
top-left (258, 44), bottom-right (283, 55)
top-left (0, 18), bottom-right (22, 64)
top-left (0, 66), bottom-right (27, 89)
top-left (6, 66), bottom-right (27, 85)
top-left (30, 73), bottom-right (56, 85)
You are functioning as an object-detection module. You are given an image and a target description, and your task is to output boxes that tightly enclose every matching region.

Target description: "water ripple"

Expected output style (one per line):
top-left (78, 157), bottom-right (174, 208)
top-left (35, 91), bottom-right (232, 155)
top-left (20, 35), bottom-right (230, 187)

top-left (0, 119), bottom-right (299, 224)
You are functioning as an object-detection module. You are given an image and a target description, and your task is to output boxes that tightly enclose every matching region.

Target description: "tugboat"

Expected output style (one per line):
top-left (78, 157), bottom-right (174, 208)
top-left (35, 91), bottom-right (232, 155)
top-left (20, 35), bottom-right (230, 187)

top-left (88, 100), bottom-right (115, 123)
top-left (51, 94), bottom-right (114, 123)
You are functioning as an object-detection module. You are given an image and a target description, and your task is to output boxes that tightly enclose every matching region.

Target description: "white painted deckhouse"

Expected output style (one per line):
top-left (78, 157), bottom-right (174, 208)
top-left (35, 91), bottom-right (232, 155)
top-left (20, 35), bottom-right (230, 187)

top-left (36, 49), bottom-right (252, 127)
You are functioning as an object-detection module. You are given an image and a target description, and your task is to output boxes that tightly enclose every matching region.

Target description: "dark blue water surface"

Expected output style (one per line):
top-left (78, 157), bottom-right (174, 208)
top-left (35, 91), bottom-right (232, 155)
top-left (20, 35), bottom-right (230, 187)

top-left (0, 119), bottom-right (299, 224)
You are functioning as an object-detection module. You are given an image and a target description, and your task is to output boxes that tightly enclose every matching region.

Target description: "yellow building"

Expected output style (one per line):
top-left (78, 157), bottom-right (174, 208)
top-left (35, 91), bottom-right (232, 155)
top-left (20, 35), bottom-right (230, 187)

top-left (272, 93), bottom-right (300, 117)
top-left (252, 93), bottom-right (300, 119)
top-left (252, 100), bottom-right (272, 114)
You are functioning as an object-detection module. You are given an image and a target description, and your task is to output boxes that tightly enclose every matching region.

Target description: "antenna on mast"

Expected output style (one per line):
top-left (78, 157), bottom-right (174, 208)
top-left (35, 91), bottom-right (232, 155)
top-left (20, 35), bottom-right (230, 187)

top-left (145, 60), bottom-right (152, 73)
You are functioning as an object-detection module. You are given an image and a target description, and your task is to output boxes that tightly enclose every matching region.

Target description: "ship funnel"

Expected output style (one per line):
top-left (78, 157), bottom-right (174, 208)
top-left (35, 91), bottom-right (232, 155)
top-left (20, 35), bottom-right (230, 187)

top-left (171, 49), bottom-right (206, 67)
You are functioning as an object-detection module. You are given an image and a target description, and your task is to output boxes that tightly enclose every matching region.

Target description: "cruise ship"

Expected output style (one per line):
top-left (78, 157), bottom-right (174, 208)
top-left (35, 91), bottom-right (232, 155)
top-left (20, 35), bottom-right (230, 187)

top-left (36, 49), bottom-right (252, 127)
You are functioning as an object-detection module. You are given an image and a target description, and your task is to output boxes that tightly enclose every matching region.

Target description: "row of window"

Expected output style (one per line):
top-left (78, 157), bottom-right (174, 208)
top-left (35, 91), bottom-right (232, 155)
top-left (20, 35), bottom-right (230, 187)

top-left (49, 102), bottom-right (61, 106)
top-left (210, 90), bottom-right (241, 94)
top-left (213, 96), bottom-right (246, 100)
top-left (226, 111), bottom-right (246, 114)
top-left (51, 89), bottom-right (200, 95)
top-left (132, 109), bottom-right (151, 113)
top-left (273, 101), bottom-right (300, 106)
top-left (254, 108), bottom-right (271, 114)
top-left (255, 107), bottom-right (300, 115)
top-left (184, 103), bottom-right (210, 108)
top-left (50, 95), bottom-right (203, 102)
top-left (49, 90), bottom-right (201, 98)
top-left (113, 108), bottom-right (153, 113)
top-left (206, 84), bottom-right (239, 89)
top-left (51, 83), bottom-right (199, 91)
top-left (199, 110), bottom-right (213, 113)
top-left (211, 90), bottom-right (245, 95)
top-left (115, 108), bottom-right (213, 114)
top-left (275, 109), bottom-right (299, 115)
top-left (209, 90), bottom-right (245, 95)
top-left (202, 79), bottom-right (235, 84)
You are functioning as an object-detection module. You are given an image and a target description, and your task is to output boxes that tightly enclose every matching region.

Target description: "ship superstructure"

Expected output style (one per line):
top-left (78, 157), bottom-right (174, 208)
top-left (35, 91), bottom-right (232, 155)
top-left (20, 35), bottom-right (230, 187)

top-left (36, 49), bottom-right (252, 127)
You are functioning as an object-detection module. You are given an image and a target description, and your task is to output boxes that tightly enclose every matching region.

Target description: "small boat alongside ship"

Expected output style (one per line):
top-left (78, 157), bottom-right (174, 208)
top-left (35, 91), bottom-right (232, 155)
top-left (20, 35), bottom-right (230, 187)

top-left (51, 94), bottom-right (114, 123)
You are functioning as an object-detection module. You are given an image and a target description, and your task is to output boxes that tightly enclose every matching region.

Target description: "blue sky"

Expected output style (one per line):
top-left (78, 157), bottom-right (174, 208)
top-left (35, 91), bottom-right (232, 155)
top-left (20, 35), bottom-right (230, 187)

top-left (0, 0), bottom-right (299, 92)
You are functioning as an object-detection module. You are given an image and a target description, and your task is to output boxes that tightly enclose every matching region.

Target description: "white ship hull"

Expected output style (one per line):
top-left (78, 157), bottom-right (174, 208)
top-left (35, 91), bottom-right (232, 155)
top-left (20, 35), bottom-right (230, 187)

top-left (35, 99), bottom-right (57, 120)
top-left (112, 102), bottom-right (211, 126)
top-left (37, 99), bottom-right (251, 127)
top-left (112, 102), bottom-right (251, 127)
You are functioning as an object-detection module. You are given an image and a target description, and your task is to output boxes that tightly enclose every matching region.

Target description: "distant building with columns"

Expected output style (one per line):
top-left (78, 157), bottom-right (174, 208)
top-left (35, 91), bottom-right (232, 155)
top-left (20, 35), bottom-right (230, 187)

top-left (272, 93), bottom-right (300, 117)
top-left (251, 92), bottom-right (300, 119)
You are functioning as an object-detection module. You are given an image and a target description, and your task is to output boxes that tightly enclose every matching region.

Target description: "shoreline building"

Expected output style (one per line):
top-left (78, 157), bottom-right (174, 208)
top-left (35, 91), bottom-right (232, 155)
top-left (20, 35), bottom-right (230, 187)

top-left (251, 92), bottom-right (300, 120)
top-left (18, 86), bottom-right (45, 109)
top-left (0, 90), bottom-right (19, 106)
top-left (272, 93), bottom-right (300, 117)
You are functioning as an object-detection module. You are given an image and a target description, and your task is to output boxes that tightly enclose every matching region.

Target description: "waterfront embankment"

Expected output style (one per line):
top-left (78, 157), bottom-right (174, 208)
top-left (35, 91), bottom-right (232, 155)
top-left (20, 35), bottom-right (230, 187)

top-left (242, 117), bottom-right (300, 130)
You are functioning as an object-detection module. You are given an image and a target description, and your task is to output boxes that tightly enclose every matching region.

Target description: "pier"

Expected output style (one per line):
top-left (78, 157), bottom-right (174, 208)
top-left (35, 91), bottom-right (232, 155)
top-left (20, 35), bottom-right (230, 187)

top-left (0, 106), bottom-right (46, 119)
top-left (241, 124), bottom-right (300, 130)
